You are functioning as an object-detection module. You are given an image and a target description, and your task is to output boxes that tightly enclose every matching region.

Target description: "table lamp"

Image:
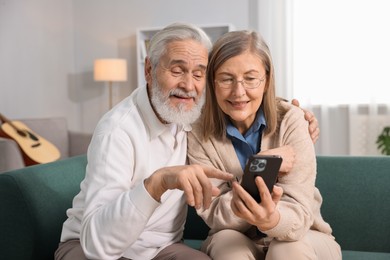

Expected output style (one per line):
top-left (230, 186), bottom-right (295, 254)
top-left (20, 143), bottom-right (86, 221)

top-left (94, 59), bottom-right (127, 109)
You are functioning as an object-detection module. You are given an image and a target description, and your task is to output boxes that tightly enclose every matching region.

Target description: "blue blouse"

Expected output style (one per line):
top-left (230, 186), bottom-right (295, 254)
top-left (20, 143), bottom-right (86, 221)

top-left (226, 109), bottom-right (266, 171)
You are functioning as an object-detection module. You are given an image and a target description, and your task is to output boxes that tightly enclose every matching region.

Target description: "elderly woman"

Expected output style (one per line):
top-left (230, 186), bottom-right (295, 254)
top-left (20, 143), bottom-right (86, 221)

top-left (188, 30), bottom-right (341, 260)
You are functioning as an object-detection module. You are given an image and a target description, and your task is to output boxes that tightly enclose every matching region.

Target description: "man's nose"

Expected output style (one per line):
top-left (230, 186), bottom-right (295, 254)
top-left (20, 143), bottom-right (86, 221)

top-left (178, 73), bottom-right (196, 90)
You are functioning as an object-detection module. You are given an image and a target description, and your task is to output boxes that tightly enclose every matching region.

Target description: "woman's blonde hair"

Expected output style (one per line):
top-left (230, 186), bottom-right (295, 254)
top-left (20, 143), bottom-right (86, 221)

top-left (201, 30), bottom-right (279, 140)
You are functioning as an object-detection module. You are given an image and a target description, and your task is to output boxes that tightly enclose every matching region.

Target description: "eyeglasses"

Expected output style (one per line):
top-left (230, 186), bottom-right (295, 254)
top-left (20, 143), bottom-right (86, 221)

top-left (215, 76), bottom-right (265, 90)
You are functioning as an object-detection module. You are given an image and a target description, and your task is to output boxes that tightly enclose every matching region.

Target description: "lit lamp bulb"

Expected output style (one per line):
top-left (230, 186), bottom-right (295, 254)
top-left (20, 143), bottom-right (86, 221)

top-left (94, 59), bottom-right (127, 109)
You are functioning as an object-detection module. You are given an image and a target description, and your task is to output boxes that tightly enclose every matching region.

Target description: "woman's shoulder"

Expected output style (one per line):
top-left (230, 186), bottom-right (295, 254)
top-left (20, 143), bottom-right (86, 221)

top-left (189, 118), bottom-right (203, 136)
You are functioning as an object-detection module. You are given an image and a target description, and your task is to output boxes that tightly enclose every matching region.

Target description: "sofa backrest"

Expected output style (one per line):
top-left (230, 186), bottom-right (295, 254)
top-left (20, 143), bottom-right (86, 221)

top-left (316, 155), bottom-right (390, 253)
top-left (0, 136), bottom-right (25, 172)
top-left (185, 155), bottom-right (390, 254)
top-left (0, 155), bottom-right (87, 260)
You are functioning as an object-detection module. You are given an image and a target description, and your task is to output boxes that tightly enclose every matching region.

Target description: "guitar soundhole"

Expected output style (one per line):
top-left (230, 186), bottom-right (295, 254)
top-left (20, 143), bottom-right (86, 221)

top-left (27, 131), bottom-right (39, 141)
top-left (17, 130), bottom-right (28, 137)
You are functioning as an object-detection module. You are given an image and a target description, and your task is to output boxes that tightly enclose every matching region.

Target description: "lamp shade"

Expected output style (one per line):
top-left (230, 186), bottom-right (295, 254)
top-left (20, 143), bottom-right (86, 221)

top-left (94, 59), bottom-right (127, 82)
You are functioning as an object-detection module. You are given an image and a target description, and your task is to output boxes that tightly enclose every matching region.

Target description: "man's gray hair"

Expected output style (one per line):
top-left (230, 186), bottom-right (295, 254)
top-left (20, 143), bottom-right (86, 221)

top-left (147, 22), bottom-right (212, 70)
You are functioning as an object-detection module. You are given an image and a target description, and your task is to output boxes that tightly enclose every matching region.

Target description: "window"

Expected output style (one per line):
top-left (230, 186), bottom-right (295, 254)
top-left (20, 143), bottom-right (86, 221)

top-left (291, 0), bottom-right (390, 106)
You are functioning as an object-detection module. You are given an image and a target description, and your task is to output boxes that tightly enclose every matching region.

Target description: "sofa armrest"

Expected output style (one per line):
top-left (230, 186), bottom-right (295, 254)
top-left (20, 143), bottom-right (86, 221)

top-left (0, 137), bottom-right (25, 173)
top-left (68, 131), bottom-right (92, 157)
top-left (317, 155), bottom-right (390, 254)
top-left (0, 155), bottom-right (88, 259)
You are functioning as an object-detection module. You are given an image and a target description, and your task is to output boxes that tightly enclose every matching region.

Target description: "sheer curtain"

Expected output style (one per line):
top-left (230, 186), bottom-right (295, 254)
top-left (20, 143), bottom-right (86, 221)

top-left (255, 0), bottom-right (390, 155)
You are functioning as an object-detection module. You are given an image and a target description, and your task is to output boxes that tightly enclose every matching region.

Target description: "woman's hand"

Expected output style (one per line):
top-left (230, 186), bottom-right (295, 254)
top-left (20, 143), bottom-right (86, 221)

top-left (231, 177), bottom-right (283, 231)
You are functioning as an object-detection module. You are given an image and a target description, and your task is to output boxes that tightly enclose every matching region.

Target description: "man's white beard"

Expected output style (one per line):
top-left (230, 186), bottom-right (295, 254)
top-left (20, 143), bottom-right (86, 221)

top-left (150, 79), bottom-right (205, 125)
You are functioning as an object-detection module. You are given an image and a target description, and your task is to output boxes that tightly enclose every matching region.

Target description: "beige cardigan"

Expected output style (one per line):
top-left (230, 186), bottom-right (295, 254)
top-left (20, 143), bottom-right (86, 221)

top-left (187, 101), bottom-right (333, 241)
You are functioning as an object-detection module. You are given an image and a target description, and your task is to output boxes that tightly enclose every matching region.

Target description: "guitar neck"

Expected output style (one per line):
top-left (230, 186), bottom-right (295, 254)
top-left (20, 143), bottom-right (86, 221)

top-left (0, 113), bottom-right (24, 133)
top-left (0, 113), bottom-right (7, 124)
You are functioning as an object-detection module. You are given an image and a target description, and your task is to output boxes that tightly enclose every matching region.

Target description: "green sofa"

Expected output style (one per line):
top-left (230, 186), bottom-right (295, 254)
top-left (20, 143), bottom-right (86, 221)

top-left (1, 155), bottom-right (389, 260)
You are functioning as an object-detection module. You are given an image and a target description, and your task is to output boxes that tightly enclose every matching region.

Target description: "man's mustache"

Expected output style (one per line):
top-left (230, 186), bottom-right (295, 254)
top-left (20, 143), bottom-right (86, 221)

top-left (168, 88), bottom-right (197, 98)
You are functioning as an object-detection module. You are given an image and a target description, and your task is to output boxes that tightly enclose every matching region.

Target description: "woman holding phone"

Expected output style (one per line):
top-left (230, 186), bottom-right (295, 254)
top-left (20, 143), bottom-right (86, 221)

top-left (187, 30), bottom-right (341, 260)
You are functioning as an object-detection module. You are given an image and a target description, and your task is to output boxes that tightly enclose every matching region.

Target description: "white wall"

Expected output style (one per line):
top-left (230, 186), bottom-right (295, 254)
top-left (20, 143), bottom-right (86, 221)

top-left (0, 0), bottom-right (252, 133)
top-left (0, 0), bottom-right (78, 127)
top-left (0, 0), bottom-right (362, 155)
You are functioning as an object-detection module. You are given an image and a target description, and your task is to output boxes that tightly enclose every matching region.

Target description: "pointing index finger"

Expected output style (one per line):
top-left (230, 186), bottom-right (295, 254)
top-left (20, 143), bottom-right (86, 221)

top-left (202, 165), bottom-right (234, 181)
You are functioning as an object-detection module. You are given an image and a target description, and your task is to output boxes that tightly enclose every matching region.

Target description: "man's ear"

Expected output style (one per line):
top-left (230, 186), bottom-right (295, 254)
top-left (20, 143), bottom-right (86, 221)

top-left (144, 57), bottom-right (152, 84)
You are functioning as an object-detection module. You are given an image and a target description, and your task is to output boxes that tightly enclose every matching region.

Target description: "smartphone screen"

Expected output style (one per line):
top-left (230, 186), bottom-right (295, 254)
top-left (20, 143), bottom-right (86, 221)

top-left (241, 155), bottom-right (282, 202)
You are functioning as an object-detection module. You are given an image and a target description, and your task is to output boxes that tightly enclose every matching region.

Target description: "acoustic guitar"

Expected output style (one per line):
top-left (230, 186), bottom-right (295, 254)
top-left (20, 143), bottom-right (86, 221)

top-left (0, 113), bottom-right (61, 166)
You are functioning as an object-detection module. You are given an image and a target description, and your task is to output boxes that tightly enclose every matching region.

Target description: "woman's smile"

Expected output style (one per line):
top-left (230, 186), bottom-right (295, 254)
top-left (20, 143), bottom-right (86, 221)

top-left (227, 100), bottom-right (250, 109)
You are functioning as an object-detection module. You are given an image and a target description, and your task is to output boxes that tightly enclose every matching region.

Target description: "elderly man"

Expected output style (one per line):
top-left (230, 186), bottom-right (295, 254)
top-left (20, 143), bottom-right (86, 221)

top-left (55, 22), bottom-right (233, 260)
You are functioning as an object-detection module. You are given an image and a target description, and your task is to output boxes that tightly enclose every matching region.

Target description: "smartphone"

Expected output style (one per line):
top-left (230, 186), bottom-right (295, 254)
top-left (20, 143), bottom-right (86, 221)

top-left (241, 155), bottom-right (282, 202)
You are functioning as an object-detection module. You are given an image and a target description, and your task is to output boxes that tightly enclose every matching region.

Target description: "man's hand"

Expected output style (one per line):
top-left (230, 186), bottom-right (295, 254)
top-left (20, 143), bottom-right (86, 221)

top-left (144, 165), bottom-right (233, 209)
top-left (292, 99), bottom-right (320, 144)
top-left (259, 145), bottom-right (295, 173)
